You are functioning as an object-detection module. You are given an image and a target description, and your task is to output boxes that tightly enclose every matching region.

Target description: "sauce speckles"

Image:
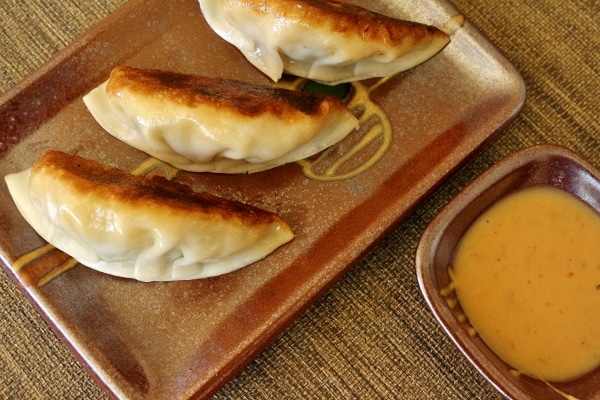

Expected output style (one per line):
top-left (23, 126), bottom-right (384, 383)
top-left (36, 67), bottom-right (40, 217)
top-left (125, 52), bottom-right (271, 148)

top-left (452, 186), bottom-right (600, 382)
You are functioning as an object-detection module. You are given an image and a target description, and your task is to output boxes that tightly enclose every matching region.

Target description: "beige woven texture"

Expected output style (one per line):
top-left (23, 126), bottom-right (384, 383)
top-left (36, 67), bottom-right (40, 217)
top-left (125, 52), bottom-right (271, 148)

top-left (0, 0), bottom-right (598, 398)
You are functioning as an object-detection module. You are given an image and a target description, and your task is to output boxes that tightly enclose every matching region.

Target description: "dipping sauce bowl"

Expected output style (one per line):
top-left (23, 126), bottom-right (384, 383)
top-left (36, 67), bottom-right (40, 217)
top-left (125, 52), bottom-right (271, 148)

top-left (416, 144), bottom-right (600, 400)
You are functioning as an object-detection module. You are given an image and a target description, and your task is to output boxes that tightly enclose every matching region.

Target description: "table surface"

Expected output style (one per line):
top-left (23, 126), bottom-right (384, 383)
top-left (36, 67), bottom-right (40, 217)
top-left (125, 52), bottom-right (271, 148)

top-left (0, 0), bottom-right (598, 399)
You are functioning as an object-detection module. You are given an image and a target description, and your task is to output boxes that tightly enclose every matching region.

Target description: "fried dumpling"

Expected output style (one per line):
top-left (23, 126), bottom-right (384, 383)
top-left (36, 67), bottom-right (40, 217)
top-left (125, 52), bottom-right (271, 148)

top-left (83, 66), bottom-right (358, 173)
top-left (198, 0), bottom-right (451, 84)
top-left (4, 150), bottom-right (294, 282)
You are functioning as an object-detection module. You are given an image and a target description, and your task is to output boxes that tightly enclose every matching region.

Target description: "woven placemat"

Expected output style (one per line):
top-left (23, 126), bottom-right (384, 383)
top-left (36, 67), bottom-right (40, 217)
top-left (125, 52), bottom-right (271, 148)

top-left (1, 0), bottom-right (598, 398)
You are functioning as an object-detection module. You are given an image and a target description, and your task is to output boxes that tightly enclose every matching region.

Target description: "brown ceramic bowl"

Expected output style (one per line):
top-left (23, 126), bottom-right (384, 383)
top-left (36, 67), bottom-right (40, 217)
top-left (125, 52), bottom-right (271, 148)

top-left (415, 144), bottom-right (600, 400)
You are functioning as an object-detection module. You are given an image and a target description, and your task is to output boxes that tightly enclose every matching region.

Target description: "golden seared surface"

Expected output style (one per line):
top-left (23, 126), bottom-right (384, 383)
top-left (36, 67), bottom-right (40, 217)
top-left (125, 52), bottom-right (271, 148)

top-left (106, 66), bottom-right (346, 117)
top-left (224, 0), bottom-right (449, 45)
top-left (31, 150), bottom-right (287, 226)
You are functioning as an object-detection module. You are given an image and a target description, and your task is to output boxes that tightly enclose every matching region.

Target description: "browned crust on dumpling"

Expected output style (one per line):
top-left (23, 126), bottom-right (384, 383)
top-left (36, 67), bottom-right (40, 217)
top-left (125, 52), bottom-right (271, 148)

top-left (31, 150), bottom-right (289, 227)
top-left (226, 0), bottom-right (449, 46)
top-left (106, 66), bottom-right (347, 118)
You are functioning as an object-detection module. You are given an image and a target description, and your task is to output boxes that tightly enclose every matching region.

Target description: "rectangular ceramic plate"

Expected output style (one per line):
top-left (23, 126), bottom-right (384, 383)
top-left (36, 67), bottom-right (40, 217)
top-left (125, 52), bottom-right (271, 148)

top-left (0, 0), bottom-right (525, 398)
top-left (416, 144), bottom-right (600, 400)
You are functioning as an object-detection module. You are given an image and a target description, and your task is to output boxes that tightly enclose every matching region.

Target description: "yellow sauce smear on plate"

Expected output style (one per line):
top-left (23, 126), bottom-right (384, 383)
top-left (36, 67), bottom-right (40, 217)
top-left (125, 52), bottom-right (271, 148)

top-left (452, 185), bottom-right (600, 382)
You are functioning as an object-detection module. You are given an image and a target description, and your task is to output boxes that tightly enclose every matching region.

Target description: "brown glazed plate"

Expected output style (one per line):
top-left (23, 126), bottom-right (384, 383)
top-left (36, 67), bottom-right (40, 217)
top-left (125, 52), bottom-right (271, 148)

top-left (0, 0), bottom-right (525, 399)
top-left (416, 144), bottom-right (600, 400)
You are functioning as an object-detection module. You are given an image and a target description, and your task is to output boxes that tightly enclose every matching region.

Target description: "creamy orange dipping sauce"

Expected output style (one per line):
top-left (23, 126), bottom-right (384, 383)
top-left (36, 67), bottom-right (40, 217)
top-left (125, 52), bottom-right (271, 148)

top-left (452, 186), bottom-right (600, 382)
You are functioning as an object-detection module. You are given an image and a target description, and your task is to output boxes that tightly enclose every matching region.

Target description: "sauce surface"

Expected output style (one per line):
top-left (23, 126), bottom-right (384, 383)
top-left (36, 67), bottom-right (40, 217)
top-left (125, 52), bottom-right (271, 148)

top-left (452, 185), bottom-right (600, 382)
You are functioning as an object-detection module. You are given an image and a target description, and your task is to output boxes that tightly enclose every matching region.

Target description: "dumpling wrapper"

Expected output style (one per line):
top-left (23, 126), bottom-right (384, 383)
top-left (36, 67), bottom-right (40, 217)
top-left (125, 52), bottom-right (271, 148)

top-left (83, 66), bottom-right (359, 173)
top-left (4, 150), bottom-right (294, 282)
top-left (198, 0), bottom-right (451, 85)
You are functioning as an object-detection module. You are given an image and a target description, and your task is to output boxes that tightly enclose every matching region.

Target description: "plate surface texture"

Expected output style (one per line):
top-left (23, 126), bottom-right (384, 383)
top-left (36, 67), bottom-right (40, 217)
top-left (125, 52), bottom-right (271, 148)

top-left (0, 0), bottom-right (525, 398)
